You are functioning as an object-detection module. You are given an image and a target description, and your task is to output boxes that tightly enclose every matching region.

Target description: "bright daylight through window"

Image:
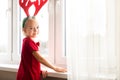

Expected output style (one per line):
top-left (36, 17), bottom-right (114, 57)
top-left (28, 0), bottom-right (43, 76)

top-left (0, 0), bottom-right (9, 54)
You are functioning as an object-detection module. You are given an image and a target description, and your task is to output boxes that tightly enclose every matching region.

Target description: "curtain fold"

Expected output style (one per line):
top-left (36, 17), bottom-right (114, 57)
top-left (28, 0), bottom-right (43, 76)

top-left (66, 0), bottom-right (119, 80)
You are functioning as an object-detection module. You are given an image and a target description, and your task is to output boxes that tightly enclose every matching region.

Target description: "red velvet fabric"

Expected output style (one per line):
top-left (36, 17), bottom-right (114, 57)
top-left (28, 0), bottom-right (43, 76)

top-left (17, 37), bottom-right (42, 80)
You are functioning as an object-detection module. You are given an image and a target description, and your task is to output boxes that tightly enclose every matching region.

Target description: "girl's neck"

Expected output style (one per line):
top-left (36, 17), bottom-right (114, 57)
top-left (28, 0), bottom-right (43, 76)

top-left (25, 36), bottom-right (39, 42)
top-left (30, 37), bottom-right (39, 43)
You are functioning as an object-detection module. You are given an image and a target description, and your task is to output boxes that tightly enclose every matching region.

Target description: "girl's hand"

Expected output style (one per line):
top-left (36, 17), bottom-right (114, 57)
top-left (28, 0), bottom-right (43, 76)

top-left (54, 67), bottom-right (67, 72)
top-left (41, 70), bottom-right (48, 78)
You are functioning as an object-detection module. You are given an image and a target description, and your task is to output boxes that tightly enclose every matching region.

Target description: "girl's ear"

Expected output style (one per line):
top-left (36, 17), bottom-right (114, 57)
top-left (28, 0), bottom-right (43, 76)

top-left (22, 28), bottom-right (27, 36)
top-left (22, 28), bottom-right (26, 33)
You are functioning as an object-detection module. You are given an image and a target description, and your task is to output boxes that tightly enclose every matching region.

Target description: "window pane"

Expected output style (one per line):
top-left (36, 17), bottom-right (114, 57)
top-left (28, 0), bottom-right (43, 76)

top-left (0, 0), bottom-right (9, 54)
top-left (20, 1), bottom-right (49, 55)
top-left (37, 2), bottom-right (49, 55)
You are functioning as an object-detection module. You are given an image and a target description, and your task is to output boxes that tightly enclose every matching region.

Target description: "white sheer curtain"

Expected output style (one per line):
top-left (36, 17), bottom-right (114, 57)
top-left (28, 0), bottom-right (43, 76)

top-left (66, 0), bottom-right (120, 80)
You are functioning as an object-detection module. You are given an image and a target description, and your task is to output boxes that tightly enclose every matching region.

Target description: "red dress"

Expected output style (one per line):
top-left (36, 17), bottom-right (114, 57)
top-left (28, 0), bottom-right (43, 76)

top-left (17, 37), bottom-right (42, 80)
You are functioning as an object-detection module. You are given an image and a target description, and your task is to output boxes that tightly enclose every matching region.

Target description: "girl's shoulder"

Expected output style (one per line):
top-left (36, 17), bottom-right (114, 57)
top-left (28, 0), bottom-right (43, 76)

top-left (23, 37), bottom-right (33, 42)
top-left (23, 37), bottom-right (40, 46)
top-left (23, 37), bottom-right (34, 44)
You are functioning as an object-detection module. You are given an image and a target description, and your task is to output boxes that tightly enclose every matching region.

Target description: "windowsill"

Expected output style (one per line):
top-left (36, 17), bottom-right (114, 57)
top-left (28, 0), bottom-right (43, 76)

top-left (0, 64), bottom-right (67, 79)
top-left (0, 64), bottom-right (116, 80)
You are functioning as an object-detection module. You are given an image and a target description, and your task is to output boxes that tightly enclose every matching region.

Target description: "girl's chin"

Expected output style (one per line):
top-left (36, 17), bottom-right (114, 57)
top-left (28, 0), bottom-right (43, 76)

top-left (29, 36), bottom-right (37, 38)
top-left (32, 36), bottom-right (37, 38)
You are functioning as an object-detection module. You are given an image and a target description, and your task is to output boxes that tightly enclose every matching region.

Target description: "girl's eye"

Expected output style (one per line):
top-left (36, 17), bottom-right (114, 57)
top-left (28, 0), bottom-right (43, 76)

top-left (37, 26), bottom-right (39, 29)
top-left (30, 28), bottom-right (33, 30)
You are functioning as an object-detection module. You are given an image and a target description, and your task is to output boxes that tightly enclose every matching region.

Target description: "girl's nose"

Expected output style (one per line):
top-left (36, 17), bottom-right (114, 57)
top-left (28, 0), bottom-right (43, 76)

top-left (34, 28), bottom-right (37, 32)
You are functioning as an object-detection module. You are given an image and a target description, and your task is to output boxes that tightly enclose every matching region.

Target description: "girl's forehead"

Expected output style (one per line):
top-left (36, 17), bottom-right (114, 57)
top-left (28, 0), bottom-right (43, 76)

top-left (25, 19), bottom-right (39, 27)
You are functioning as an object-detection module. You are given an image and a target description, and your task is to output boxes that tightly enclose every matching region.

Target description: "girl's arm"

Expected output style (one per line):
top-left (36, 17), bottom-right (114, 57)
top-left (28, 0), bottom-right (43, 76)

top-left (32, 51), bottom-right (67, 72)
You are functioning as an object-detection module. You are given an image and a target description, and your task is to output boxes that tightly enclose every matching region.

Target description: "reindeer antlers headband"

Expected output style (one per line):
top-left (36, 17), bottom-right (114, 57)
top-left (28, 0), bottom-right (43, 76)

top-left (19, 0), bottom-right (48, 16)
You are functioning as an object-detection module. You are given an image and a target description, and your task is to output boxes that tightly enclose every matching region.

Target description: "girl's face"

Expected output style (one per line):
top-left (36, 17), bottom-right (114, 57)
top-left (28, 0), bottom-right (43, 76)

top-left (23, 18), bottom-right (39, 38)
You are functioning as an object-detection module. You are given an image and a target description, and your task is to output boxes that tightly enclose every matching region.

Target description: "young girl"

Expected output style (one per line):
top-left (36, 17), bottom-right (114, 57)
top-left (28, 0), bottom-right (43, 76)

top-left (17, 16), bottom-right (67, 80)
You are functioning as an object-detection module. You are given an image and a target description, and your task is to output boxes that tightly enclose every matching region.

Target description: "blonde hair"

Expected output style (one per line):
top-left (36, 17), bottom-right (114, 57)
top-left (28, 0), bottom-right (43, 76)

top-left (22, 16), bottom-right (36, 28)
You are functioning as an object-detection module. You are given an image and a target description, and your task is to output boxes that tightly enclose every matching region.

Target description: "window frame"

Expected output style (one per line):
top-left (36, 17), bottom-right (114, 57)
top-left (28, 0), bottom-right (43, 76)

top-left (54, 0), bottom-right (66, 67)
top-left (12, 0), bottom-right (21, 64)
top-left (43, 0), bottom-right (66, 67)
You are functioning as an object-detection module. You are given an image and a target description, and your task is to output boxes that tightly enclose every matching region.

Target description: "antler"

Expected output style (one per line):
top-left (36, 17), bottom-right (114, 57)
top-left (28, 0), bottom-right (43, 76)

top-left (33, 0), bottom-right (48, 16)
top-left (19, 0), bottom-right (33, 16)
top-left (19, 0), bottom-right (48, 16)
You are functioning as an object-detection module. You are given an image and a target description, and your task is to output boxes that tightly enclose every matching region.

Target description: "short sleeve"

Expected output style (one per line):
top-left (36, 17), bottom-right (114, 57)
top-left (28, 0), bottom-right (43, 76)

top-left (27, 39), bottom-right (39, 52)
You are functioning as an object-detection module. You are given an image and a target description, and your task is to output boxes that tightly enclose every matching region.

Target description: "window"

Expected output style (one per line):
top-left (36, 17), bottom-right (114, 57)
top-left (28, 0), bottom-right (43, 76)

top-left (0, 0), bottom-right (21, 64)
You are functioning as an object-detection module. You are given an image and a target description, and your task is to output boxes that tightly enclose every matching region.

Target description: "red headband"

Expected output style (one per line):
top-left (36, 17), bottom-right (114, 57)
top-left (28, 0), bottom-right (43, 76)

top-left (19, 0), bottom-right (48, 16)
